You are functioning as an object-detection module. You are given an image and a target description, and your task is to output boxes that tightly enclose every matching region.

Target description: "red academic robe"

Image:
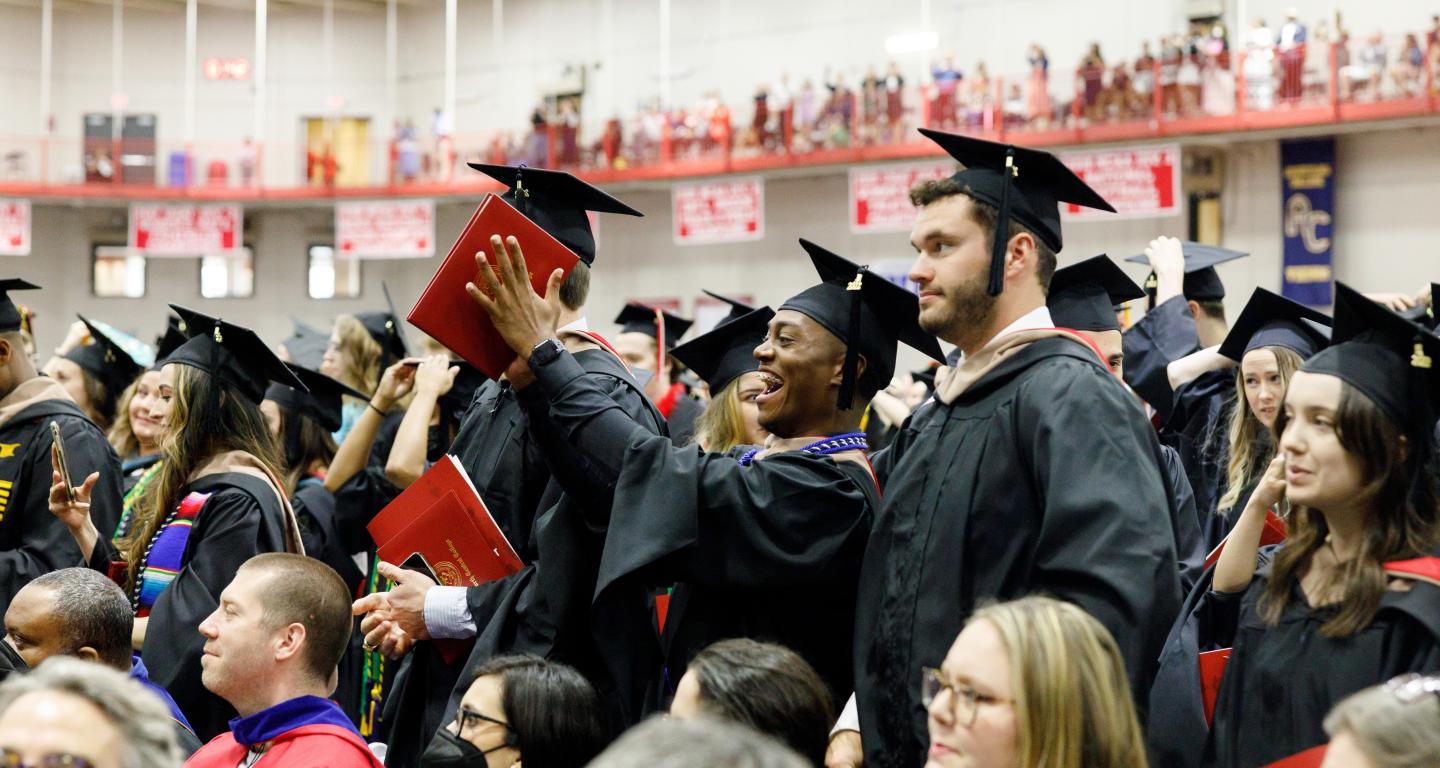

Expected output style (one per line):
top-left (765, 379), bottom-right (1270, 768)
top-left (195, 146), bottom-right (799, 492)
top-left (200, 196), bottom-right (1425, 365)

top-left (184, 724), bottom-right (383, 768)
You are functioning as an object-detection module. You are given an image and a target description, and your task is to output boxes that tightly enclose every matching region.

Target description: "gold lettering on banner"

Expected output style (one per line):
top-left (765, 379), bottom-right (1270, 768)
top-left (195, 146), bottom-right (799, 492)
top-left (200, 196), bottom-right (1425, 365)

top-left (444, 539), bottom-right (480, 586)
top-left (1283, 163), bottom-right (1332, 190)
top-left (1284, 265), bottom-right (1333, 284)
top-left (1284, 194), bottom-right (1332, 254)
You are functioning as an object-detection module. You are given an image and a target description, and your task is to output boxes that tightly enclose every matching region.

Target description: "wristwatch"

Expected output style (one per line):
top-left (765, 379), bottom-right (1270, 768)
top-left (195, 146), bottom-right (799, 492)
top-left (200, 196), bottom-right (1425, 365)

top-left (530, 338), bottom-right (563, 366)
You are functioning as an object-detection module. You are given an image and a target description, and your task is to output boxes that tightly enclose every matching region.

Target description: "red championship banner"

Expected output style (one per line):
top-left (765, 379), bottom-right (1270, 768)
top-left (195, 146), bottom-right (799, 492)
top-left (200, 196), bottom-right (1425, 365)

top-left (673, 178), bottom-right (764, 245)
top-left (849, 162), bottom-right (953, 233)
top-left (1059, 144), bottom-right (1181, 220)
top-left (336, 200), bottom-right (435, 259)
top-left (0, 200), bottom-right (30, 257)
top-left (128, 203), bottom-right (242, 256)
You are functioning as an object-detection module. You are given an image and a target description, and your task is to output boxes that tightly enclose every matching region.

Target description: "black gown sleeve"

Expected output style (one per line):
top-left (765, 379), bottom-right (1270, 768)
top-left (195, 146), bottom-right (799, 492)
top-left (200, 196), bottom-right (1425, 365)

top-left (1162, 444), bottom-right (1207, 595)
top-left (141, 487), bottom-right (287, 741)
top-left (1122, 295), bottom-right (1201, 423)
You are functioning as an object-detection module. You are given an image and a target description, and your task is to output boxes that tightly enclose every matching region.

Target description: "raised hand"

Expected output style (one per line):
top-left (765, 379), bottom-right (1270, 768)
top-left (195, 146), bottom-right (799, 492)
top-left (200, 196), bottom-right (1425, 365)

top-left (465, 234), bottom-right (565, 358)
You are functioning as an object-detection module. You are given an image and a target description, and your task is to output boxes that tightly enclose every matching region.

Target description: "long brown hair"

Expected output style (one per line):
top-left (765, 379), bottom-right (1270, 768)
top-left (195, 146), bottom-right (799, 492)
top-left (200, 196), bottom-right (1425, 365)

top-left (331, 315), bottom-right (384, 394)
top-left (1218, 346), bottom-right (1303, 514)
top-left (106, 377), bottom-right (142, 459)
top-left (276, 406), bottom-right (338, 490)
top-left (693, 377), bottom-right (752, 453)
top-left (1259, 382), bottom-right (1440, 636)
top-left (118, 365), bottom-right (284, 591)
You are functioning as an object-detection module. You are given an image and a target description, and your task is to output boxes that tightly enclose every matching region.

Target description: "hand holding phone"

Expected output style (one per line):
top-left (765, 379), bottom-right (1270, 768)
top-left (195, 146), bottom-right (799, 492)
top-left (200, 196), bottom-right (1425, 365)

top-left (50, 421), bottom-right (74, 504)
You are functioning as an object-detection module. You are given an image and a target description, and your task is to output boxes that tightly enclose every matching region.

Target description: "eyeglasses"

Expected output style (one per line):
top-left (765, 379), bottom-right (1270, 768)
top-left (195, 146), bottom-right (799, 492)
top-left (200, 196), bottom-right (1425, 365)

top-left (1386, 674), bottom-right (1440, 705)
top-left (0, 749), bottom-right (94, 768)
top-left (455, 707), bottom-right (512, 737)
top-left (920, 667), bottom-right (1012, 728)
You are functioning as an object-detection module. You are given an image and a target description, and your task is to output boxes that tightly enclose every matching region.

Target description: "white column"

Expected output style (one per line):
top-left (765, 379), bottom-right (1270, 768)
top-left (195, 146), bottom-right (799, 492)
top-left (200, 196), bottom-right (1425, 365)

top-left (254, 0), bottom-right (267, 179)
top-left (185, 0), bottom-right (197, 144)
top-left (386, 0), bottom-right (397, 129)
top-left (659, 0), bottom-right (670, 110)
top-left (445, 0), bottom-right (457, 127)
top-left (111, 0), bottom-right (123, 123)
top-left (40, 0), bottom-right (52, 181)
top-left (323, 0), bottom-right (335, 115)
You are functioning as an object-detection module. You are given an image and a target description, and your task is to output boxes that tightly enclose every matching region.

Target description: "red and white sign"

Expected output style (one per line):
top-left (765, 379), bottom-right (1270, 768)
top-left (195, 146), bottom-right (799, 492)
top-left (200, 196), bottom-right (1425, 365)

top-left (129, 203), bottom-right (242, 256)
top-left (336, 200), bottom-right (435, 259)
top-left (849, 162), bottom-right (953, 233)
top-left (672, 178), bottom-right (764, 245)
top-left (1059, 144), bottom-right (1181, 220)
top-left (0, 200), bottom-right (30, 257)
top-left (203, 58), bottom-right (252, 81)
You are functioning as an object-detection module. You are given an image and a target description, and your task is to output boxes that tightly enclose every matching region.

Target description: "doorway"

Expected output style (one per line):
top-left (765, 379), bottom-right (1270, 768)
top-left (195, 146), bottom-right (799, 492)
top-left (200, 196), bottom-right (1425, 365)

top-left (303, 117), bottom-right (371, 188)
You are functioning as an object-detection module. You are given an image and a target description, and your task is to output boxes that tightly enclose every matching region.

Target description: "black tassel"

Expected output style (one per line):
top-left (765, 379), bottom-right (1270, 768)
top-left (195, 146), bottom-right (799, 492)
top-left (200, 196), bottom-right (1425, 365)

top-left (837, 269), bottom-right (865, 410)
top-left (988, 149), bottom-right (1016, 296)
top-left (1144, 271), bottom-right (1159, 311)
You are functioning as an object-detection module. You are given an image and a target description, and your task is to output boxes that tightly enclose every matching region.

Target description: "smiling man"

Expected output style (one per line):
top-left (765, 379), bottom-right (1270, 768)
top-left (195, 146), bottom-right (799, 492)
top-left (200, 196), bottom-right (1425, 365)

top-left (848, 130), bottom-right (1183, 768)
top-left (468, 234), bottom-right (941, 725)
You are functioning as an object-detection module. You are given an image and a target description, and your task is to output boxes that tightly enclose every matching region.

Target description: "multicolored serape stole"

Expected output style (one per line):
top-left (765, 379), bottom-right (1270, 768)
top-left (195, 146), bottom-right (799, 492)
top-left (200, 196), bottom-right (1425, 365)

top-left (358, 553), bottom-right (386, 739)
top-left (131, 491), bottom-right (211, 617)
top-left (112, 461), bottom-right (164, 542)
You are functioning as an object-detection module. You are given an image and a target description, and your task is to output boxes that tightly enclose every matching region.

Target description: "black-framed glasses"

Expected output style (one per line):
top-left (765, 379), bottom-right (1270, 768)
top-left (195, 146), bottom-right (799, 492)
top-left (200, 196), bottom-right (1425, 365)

top-left (921, 667), bottom-right (1012, 728)
top-left (0, 749), bottom-right (95, 768)
top-left (1386, 674), bottom-right (1440, 705)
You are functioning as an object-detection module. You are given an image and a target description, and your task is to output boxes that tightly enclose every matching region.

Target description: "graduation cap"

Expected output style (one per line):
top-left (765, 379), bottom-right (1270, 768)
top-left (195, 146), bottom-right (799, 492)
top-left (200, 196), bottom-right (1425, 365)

top-left (1300, 283), bottom-right (1440, 440)
top-left (701, 290), bottom-right (756, 326)
top-left (1047, 255), bottom-right (1144, 333)
top-left (468, 164), bottom-right (644, 265)
top-left (282, 317), bottom-right (330, 371)
top-left (779, 239), bottom-right (946, 410)
top-left (1124, 242), bottom-right (1248, 308)
top-left (918, 129), bottom-right (1115, 296)
top-left (161, 305), bottom-right (308, 403)
top-left (616, 304), bottom-right (694, 351)
top-left (155, 315), bottom-right (190, 362)
top-left (1217, 288), bottom-right (1332, 363)
top-left (63, 316), bottom-right (144, 398)
top-left (0, 279), bottom-right (41, 334)
top-left (1399, 283), bottom-right (1438, 330)
top-left (356, 284), bottom-right (410, 367)
top-left (671, 306), bottom-right (774, 394)
top-left (264, 363), bottom-right (366, 433)
top-left (438, 359), bottom-right (488, 415)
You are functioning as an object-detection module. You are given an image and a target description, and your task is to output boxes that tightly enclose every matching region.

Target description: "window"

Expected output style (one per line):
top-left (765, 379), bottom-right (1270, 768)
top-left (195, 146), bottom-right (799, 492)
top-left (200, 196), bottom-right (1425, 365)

top-left (200, 248), bottom-right (255, 298)
top-left (307, 245), bottom-right (362, 299)
top-left (92, 245), bottom-right (146, 298)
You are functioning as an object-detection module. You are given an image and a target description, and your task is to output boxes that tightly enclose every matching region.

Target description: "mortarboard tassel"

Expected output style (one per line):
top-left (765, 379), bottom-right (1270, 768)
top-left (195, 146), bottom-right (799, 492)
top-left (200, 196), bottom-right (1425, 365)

top-left (514, 164), bottom-right (529, 214)
top-left (1144, 272), bottom-right (1159, 311)
top-left (837, 269), bottom-right (865, 410)
top-left (653, 307), bottom-right (666, 379)
top-left (1413, 340), bottom-right (1433, 370)
top-left (988, 149), bottom-right (1017, 296)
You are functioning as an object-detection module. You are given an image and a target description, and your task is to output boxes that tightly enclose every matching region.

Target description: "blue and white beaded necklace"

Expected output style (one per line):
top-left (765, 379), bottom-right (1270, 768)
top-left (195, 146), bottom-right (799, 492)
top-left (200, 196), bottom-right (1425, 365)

top-left (737, 431), bottom-right (869, 466)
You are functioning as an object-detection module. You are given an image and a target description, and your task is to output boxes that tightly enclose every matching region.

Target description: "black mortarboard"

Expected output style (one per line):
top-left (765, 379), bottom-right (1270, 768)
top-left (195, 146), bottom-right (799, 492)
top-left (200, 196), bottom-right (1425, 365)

top-left (264, 364), bottom-right (366, 433)
top-left (779, 239), bottom-right (946, 409)
top-left (671, 306), bottom-right (774, 394)
top-left (615, 304), bottom-right (694, 349)
top-left (0, 280), bottom-right (40, 334)
top-left (1047, 255), bottom-right (1144, 333)
top-left (63, 316), bottom-right (144, 398)
top-left (1124, 242), bottom-right (1248, 308)
top-left (468, 164), bottom-right (644, 265)
top-left (357, 284), bottom-right (410, 367)
top-left (438, 359), bottom-right (488, 415)
top-left (155, 315), bottom-right (189, 362)
top-left (1400, 283), bottom-right (1439, 330)
top-left (1301, 283), bottom-right (1440, 440)
top-left (162, 305), bottom-right (307, 403)
top-left (283, 317), bottom-right (330, 370)
top-left (701, 290), bottom-right (756, 326)
top-left (1218, 288), bottom-right (1331, 363)
top-left (918, 129), bottom-right (1115, 296)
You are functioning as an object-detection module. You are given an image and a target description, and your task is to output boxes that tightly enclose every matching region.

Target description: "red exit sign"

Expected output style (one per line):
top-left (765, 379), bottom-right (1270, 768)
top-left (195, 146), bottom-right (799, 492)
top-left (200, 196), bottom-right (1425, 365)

top-left (203, 58), bottom-right (251, 80)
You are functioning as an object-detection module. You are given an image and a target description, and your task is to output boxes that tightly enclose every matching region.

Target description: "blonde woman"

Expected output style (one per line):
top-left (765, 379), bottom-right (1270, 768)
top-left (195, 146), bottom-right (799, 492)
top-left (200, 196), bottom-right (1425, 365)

top-left (320, 312), bottom-right (404, 443)
top-left (1321, 674), bottom-right (1440, 768)
top-left (923, 595), bottom-right (1147, 768)
top-left (671, 306), bottom-right (773, 453)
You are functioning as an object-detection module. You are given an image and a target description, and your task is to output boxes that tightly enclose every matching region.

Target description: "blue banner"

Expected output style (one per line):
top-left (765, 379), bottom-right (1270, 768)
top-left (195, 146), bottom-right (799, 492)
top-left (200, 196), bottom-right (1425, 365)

top-left (1280, 138), bottom-right (1335, 307)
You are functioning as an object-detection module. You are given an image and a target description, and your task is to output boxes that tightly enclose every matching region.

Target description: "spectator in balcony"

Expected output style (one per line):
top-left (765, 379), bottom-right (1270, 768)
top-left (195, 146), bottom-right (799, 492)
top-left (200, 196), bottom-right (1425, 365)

top-left (1203, 24), bottom-right (1237, 115)
top-left (1003, 82), bottom-right (1026, 128)
top-left (1179, 38), bottom-right (1204, 113)
top-left (1277, 7), bottom-right (1308, 100)
top-left (883, 61), bottom-right (906, 141)
top-left (752, 83), bottom-right (770, 145)
top-left (931, 53), bottom-right (962, 129)
top-left (558, 98), bottom-right (580, 166)
top-left (1159, 35), bottom-right (1183, 115)
top-left (824, 71), bottom-right (855, 146)
top-left (796, 78), bottom-right (817, 146)
top-left (1357, 31), bottom-right (1388, 100)
top-left (237, 137), bottom-right (256, 188)
top-left (1079, 43), bottom-right (1106, 121)
top-left (1109, 61), bottom-right (1135, 118)
top-left (860, 66), bottom-right (882, 130)
top-left (1133, 40), bottom-right (1156, 112)
top-left (1026, 44), bottom-right (1051, 126)
top-left (772, 73), bottom-right (793, 146)
top-left (1245, 17), bottom-right (1277, 109)
top-left (395, 121), bottom-right (419, 183)
top-left (965, 61), bottom-right (990, 129)
top-left (600, 116), bottom-right (624, 169)
top-left (524, 105), bottom-right (549, 166)
top-left (1390, 33), bottom-right (1425, 96)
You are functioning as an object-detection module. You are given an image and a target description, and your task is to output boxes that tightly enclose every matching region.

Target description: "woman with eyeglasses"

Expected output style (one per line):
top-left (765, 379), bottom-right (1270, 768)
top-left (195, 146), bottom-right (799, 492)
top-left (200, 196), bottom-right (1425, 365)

top-left (421, 654), bottom-right (606, 768)
top-left (1321, 674), bottom-right (1440, 768)
top-left (922, 596), bottom-right (1148, 768)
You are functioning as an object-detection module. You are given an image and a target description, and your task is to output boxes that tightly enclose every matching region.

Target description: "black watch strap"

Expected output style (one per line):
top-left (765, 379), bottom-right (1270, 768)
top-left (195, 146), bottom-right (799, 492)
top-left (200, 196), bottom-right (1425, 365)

top-left (530, 338), bottom-right (563, 366)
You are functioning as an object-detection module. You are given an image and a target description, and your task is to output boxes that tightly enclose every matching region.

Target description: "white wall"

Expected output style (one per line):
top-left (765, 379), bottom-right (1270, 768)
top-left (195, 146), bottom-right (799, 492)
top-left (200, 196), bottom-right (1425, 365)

top-left (7, 124), bottom-right (1435, 369)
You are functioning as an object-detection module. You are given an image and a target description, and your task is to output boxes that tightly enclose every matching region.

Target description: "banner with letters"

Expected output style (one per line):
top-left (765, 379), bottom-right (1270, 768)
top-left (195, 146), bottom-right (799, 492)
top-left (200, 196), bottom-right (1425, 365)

top-left (1280, 138), bottom-right (1335, 307)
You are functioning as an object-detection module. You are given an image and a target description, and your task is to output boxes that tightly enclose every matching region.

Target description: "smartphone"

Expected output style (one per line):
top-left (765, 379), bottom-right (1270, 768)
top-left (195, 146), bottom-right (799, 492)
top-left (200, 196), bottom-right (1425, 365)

top-left (50, 421), bottom-right (74, 504)
top-left (400, 552), bottom-right (440, 584)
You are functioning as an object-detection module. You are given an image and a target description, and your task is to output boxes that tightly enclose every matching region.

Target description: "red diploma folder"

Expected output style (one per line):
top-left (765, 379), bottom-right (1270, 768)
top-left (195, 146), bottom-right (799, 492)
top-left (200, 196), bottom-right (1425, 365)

top-left (407, 194), bottom-right (579, 380)
top-left (1204, 509), bottom-right (1288, 569)
top-left (367, 455), bottom-right (523, 588)
top-left (1261, 744), bottom-right (1327, 768)
top-left (1198, 647), bottom-right (1232, 726)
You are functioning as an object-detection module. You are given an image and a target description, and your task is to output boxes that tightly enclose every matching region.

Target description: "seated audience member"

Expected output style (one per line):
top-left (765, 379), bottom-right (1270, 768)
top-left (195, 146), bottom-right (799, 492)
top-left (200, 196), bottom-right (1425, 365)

top-left (4, 567), bottom-right (199, 752)
top-left (924, 596), bottom-right (1148, 768)
top-left (186, 554), bottom-right (382, 767)
top-left (1321, 674), bottom-right (1440, 768)
top-left (670, 638), bottom-right (833, 765)
top-left (587, 716), bottom-right (809, 768)
top-left (0, 656), bottom-right (184, 768)
top-left (423, 654), bottom-right (606, 768)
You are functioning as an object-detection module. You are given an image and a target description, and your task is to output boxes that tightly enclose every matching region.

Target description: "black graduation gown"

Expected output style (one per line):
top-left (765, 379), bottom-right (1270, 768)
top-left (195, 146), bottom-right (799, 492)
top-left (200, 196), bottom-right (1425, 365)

top-left (1122, 295), bottom-right (1201, 423)
top-left (665, 393), bottom-right (704, 446)
top-left (378, 348), bottom-right (662, 768)
top-left (527, 347), bottom-right (877, 725)
top-left (1162, 443), bottom-right (1207, 595)
top-left (138, 473), bottom-right (292, 742)
top-left (1163, 368), bottom-right (1234, 535)
top-left (1206, 555), bottom-right (1440, 768)
top-left (120, 454), bottom-right (161, 495)
top-left (0, 395), bottom-right (122, 615)
top-left (856, 337), bottom-right (1183, 768)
